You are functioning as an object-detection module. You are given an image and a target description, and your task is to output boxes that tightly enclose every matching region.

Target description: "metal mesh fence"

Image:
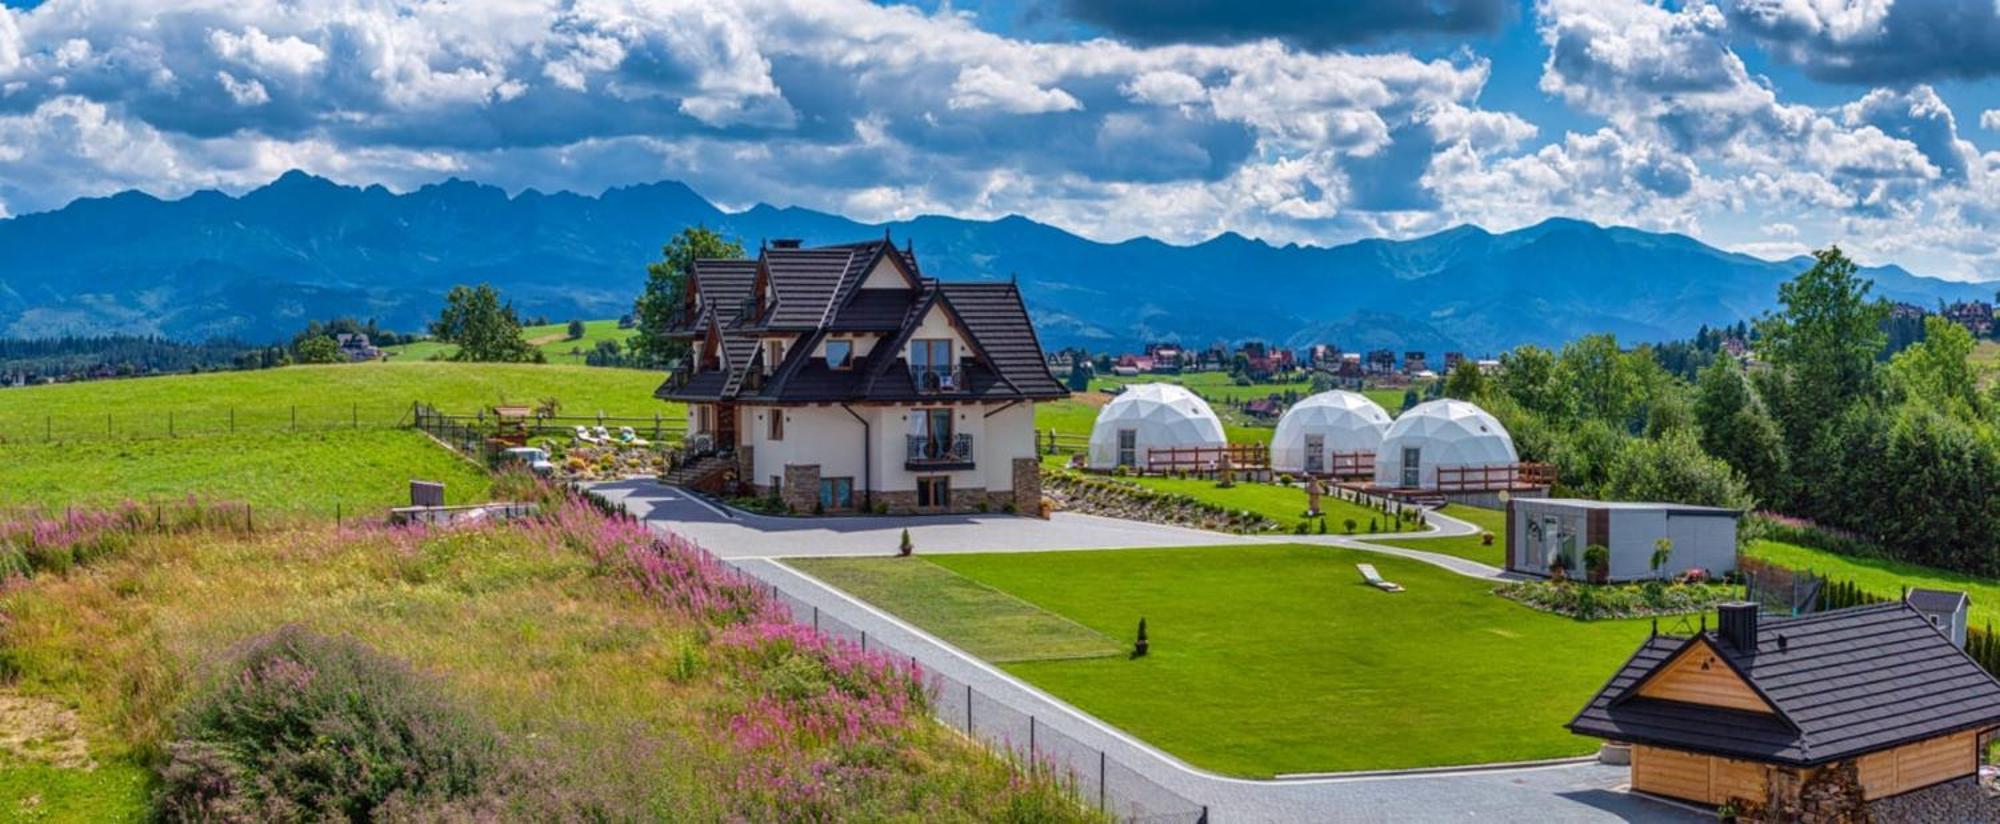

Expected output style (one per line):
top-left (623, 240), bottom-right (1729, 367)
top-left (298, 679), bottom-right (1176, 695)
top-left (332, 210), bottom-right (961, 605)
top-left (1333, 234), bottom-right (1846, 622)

top-left (579, 489), bottom-right (1209, 824)
top-left (768, 579), bottom-right (1209, 823)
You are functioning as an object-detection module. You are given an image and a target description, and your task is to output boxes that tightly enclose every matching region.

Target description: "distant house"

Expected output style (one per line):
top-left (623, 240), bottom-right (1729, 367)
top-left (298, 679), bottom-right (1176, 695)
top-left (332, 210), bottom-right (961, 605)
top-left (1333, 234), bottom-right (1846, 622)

top-left (1366, 349), bottom-right (1396, 376)
top-left (1338, 353), bottom-right (1364, 379)
top-left (1475, 358), bottom-right (1501, 375)
top-left (1944, 301), bottom-right (1995, 338)
top-left (1907, 588), bottom-right (1970, 647)
top-left (1403, 351), bottom-right (1427, 375)
top-left (1243, 397), bottom-right (1283, 420)
top-left (1144, 343), bottom-right (1184, 373)
top-left (1889, 302), bottom-right (1926, 321)
top-left (335, 333), bottom-right (382, 361)
top-left (1569, 601), bottom-right (2000, 807)
top-left (1443, 351), bottom-right (1465, 372)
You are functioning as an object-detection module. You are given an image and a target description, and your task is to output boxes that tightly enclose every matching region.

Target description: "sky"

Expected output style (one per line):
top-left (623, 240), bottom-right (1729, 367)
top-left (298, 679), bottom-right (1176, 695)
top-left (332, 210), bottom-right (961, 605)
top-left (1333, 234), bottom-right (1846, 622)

top-left (1, 1), bottom-right (1999, 281)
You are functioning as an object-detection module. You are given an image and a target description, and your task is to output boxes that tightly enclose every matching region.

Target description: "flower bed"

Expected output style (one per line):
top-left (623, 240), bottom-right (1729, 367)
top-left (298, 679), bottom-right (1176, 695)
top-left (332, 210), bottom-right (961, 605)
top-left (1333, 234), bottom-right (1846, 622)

top-left (1041, 469), bottom-right (1278, 533)
top-left (1494, 578), bottom-right (1742, 621)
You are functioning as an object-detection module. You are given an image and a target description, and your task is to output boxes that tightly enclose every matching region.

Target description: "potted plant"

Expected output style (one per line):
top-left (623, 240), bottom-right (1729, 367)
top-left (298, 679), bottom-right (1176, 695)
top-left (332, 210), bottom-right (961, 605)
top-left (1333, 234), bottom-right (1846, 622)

top-left (1131, 618), bottom-right (1149, 659)
top-left (898, 528), bottom-right (914, 557)
top-left (1584, 544), bottom-right (1611, 584)
top-left (1480, 531), bottom-right (1495, 546)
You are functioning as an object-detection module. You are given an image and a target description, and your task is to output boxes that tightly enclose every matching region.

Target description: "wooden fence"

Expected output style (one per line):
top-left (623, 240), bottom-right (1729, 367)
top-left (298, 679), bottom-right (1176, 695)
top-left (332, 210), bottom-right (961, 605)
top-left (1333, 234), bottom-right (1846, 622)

top-left (409, 402), bottom-right (685, 444)
top-left (1146, 443), bottom-right (1269, 474)
top-left (1038, 429), bottom-right (1090, 455)
top-left (1321, 450), bottom-right (1375, 479)
top-left (1433, 462), bottom-right (1558, 492)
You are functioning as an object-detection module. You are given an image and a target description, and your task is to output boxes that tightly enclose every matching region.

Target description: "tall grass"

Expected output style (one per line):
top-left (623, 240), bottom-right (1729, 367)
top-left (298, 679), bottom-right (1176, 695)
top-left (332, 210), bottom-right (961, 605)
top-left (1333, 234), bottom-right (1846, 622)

top-left (0, 492), bottom-right (1099, 821)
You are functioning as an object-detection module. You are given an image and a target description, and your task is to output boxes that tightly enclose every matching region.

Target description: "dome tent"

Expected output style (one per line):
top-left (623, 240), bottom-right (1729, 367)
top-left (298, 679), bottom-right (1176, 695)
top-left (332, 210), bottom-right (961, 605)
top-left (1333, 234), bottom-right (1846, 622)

top-left (1087, 383), bottom-right (1226, 470)
top-left (1374, 399), bottom-right (1517, 489)
top-left (1271, 391), bottom-right (1392, 474)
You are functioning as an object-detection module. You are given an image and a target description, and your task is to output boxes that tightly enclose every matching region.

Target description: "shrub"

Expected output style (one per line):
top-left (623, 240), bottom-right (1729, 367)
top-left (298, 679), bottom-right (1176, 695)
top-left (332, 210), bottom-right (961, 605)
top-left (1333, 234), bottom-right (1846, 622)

top-left (898, 528), bottom-right (914, 557)
top-left (1583, 544), bottom-right (1611, 583)
top-left (1480, 531), bottom-right (1495, 546)
top-left (1368, 518), bottom-right (1377, 533)
top-left (158, 625), bottom-right (502, 821)
top-left (1344, 518), bottom-right (1357, 534)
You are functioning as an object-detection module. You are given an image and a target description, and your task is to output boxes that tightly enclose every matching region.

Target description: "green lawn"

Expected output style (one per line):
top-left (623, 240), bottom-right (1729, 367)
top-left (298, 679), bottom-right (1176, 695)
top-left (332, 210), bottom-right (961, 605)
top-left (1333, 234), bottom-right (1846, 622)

top-left (0, 758), bottom-right (150, 823)
top-left (1373, 503), bottom-right (1508, 566)
top-left (1121, 475), bottom-right (1386, 534)
top-left (0, 361), bottom-right (675, 442)
top-left (1744, 539), bottom-right (2000, 627)
top-left (382, 319), bottom-right (638, 365)
top-left (791, 557), bottom-right (1122, 662)
top-left (825, 545), bottom-right (1650, 776)
top-left (0, 430), bottom-right (494, 514)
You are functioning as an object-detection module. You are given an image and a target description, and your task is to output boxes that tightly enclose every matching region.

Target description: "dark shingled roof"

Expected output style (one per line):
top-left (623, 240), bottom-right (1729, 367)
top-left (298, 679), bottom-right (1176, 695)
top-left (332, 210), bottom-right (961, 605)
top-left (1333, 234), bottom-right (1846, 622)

top-left (1908, 588), bottom-right (1970, 614)
top-left (1568, 603), bottom-right (2000, 766)
top-left (656, 238), bottom-right (1066, 405)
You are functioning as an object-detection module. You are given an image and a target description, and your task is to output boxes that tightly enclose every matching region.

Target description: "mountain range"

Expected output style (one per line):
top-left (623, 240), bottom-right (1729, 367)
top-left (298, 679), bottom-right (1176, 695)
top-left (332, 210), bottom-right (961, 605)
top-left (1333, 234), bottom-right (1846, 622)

top-left (1, 170), bottom-right (1989, 355)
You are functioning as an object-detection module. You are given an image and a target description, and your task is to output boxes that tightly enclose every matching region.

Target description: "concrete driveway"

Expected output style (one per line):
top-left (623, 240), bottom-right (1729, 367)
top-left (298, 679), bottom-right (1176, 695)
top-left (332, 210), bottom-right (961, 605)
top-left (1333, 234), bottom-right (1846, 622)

top-left (586, 477), bottom-right (1265, 558)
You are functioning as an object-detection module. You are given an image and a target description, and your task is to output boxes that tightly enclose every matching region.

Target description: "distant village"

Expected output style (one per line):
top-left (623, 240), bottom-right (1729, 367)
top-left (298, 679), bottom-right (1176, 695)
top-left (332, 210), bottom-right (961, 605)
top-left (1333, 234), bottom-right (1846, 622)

top-left (1049, 341), bottom-right (1497, 385)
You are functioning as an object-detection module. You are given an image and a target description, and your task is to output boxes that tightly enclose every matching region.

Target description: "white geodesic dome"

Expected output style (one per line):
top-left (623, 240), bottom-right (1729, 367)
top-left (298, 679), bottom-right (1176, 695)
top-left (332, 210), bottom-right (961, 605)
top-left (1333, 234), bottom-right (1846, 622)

top-left (1374, 399), bottom-right (1517, 488)
top-left (1087, 383), bottom-right (1226, 470)
top-left (1270, 391), bottom-right (1392, 474)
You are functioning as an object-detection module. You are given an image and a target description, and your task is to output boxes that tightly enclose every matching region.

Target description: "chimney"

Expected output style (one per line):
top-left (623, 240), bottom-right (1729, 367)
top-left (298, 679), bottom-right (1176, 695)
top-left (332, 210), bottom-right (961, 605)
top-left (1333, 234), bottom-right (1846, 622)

top-left (770, 238), bottom-right (803, 249)
top-left (1717, 602), bottom-right (1760, 651)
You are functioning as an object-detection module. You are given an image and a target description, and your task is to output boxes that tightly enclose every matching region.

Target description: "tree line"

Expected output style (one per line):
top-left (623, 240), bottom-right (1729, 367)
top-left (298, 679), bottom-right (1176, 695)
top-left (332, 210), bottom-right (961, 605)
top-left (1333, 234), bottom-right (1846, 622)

top-left (1444, 247), bottom-right (2000, 576)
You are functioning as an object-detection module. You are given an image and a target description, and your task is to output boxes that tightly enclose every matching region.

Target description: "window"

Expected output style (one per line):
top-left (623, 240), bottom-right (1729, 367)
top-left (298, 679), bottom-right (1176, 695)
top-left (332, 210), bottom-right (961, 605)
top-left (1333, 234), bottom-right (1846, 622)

top-left (765, 340), bottom-right (783, 374)
top-left (1117, 429), bottom-right (1137, 467)
top-left (917, 476), bottom-right (950, 509)
top-left (768, 411), bottom-right (784, 441)
top-left (911, 338), bottom-right (952, 368)
top-left (826, 339), bottom-right (853, 369)
top-left (819, 477), bottom-right (854, 511)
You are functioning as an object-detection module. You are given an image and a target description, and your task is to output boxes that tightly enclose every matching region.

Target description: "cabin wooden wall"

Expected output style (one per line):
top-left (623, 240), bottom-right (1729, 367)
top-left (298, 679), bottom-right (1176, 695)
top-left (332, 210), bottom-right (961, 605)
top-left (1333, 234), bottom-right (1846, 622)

top-left (1632, 731), bottom-right (1977, 807)
top-left (1854, 730), bottom-right (1977, 800)
top-left (1634, 640), bottom-right (1773, 714)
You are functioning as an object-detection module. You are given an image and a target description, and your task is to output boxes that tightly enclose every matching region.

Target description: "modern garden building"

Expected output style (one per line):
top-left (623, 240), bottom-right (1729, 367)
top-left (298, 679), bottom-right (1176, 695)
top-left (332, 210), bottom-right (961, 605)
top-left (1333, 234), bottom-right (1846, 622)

top-left (1570, 601), bottom-right (2000, 809)
top-left (1505, 498), bottom-right (1740, 582)
top-left (656, 236), bottom-right (1068, 514)
top-left (1086, 383), bottom-right (1226, 471)
top-left (1269, 390), bottom-right (1390, 477)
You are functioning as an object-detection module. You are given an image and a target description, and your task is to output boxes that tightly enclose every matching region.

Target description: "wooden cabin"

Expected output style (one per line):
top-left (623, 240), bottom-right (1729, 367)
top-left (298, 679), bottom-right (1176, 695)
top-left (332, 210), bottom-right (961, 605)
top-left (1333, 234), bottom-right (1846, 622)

top-left (1569, 602), bottom-right (2000, 808)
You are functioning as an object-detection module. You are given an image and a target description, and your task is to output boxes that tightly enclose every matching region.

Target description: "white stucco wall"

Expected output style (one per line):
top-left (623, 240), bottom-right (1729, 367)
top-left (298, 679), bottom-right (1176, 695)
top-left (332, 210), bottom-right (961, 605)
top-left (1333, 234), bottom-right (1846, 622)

top-left (739, 400), bottom-right (1035, 496)
top-left (743, 405), bottom-right (866, 491)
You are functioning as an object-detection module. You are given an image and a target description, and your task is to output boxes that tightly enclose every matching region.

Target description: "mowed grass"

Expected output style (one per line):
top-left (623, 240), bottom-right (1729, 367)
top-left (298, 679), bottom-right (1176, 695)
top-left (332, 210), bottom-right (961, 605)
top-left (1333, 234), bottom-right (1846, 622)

top-left (867, 545), bottom-right (1651, 776)
top-left (383, 319), bottom-right (637, 365)
top-left (1744, 539), bottom-right (2000, 627)
top-left (0, 757), bottom-right (150, 823)
top-left (1122, 475), bottom-right (1385, 533)
top-left (1374, 503), bottom-right (1508, 566)
top-left (790, 557), bottom-right (1122, 662)
top-left (0, 430), bottom-right (493, 513)
top-left (0, 361), bottom-right (675, 442)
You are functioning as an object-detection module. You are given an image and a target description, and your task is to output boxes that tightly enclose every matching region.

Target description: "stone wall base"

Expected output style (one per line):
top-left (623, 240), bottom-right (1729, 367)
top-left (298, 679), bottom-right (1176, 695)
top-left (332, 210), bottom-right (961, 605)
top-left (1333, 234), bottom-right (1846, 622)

top-left (781, 464), bottom-right (820, 514)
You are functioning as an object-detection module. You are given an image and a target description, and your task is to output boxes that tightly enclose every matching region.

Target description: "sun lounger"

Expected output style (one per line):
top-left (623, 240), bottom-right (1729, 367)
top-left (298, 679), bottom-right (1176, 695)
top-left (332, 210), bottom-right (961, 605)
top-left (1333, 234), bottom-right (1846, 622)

top-left (573, 425), bottom-right (600, 445)
top-left (618, 426), bottom-right (650, 447)
top-left (1357, 563), bottom-right (1404, 593)
top-left (593, 425), bottom-right (614, 442)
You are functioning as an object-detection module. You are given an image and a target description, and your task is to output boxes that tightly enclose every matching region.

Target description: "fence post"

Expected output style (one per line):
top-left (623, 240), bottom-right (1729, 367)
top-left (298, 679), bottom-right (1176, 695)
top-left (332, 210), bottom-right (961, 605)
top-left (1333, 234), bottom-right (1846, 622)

top-left (813, 606), bottom-right (819, 631)
top-left (861, 631), bottom-right (867, 652)
top-left (1029, 715), bottom-right (1036, 760)
top-left (966, 684), bottom-right (973, 733)
top-left (1098, 751), bottom-right (1107, 812)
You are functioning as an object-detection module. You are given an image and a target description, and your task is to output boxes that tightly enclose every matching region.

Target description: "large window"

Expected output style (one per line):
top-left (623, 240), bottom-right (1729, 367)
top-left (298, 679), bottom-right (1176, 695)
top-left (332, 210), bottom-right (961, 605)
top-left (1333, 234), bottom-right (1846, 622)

top-left (911, 338), bottom-right (951, 369)
top-left (910, 408), bottom-right (952, 458)
top-left (917, 476), bottom-right (950, 509)
top-left (825, 339), bottom-right (853, 369)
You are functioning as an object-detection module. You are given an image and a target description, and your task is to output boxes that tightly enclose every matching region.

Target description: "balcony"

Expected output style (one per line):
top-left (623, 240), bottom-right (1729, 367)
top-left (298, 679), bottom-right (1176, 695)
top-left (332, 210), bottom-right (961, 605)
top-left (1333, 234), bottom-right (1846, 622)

top-left (906, 433), bottom-right (974, 470)
top-left (909, 364), bottom-right (966, 394)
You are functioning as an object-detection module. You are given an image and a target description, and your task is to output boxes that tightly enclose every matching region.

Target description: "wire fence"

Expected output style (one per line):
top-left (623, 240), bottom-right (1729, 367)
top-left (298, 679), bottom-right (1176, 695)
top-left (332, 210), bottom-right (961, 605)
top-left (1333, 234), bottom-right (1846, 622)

top-left (0, 402), bottom-right (423, 443)
top-left (764, 584), bottom-right (1211, 824)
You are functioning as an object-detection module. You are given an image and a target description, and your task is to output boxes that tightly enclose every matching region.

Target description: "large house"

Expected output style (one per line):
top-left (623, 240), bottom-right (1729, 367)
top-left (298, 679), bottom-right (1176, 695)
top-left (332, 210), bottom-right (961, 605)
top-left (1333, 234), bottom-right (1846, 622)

top-left (656, 236), bottom-right (1068, 514)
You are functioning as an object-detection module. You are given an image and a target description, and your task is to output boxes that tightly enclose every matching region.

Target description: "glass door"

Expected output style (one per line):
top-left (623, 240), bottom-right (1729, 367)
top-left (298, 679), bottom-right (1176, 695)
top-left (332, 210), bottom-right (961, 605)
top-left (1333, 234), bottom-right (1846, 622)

top-left (1117, 429), bottom-right (1137, 467)
top-left (1304, 435), bottom-right (1324, 473)
top-left (1401, 446), bottom-right (1421, 487)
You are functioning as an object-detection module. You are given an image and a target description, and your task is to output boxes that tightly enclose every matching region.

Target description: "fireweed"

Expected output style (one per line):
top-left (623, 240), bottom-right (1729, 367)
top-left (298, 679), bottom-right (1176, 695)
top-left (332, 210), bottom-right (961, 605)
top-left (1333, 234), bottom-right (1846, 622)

top-left (0, 497), bottom-right (262, 580)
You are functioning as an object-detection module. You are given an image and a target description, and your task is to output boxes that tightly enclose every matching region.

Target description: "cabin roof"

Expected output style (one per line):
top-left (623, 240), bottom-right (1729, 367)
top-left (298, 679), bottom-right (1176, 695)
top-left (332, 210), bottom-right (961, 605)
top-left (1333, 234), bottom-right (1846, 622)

top-left (1568, 602), bottom-right (2000, 765)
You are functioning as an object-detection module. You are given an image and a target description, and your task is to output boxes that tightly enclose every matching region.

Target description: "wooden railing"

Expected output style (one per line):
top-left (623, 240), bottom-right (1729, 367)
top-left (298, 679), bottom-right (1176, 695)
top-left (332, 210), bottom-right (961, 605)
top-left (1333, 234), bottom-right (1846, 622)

top-left (1316, 450), bottom-right (1375, 478)
top-left (1433, 462), bottom-right (1557, 492)
top-left (1146, 443), bottom-right (1269, 473)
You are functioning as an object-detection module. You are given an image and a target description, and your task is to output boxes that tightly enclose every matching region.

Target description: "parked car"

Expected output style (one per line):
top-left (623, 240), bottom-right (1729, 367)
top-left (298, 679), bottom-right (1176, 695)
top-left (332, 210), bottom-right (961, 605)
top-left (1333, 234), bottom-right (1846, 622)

top-left (501, 446), bottom-right (555, 475)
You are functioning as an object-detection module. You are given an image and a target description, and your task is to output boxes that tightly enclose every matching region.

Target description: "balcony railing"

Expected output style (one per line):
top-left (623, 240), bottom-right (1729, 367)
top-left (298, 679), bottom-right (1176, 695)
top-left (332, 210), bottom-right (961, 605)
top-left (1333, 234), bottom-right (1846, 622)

top-left (907, 433), bottom-right (974, 468)
top-left (909, 364), bottom-right (966, 394)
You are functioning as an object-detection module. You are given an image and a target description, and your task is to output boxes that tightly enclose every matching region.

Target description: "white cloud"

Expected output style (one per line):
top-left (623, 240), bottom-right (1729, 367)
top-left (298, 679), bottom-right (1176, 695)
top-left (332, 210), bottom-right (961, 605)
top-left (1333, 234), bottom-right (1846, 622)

top-left (1983, 110), bottom-right (2000, 131)
top-left (209, 27), bottom-right (325, 77)
top-left (217, 71), bottom-right (270, 107)
top-left (948, 65), bottom-right (1082, 114)
top-left (1121, 70), bottom-right (1206, 106)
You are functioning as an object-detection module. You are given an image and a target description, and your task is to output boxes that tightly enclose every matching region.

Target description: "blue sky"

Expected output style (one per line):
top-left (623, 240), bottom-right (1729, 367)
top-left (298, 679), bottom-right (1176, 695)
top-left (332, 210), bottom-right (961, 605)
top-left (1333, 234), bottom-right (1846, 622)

top-left (1, 0), bottom-right (1998, 281)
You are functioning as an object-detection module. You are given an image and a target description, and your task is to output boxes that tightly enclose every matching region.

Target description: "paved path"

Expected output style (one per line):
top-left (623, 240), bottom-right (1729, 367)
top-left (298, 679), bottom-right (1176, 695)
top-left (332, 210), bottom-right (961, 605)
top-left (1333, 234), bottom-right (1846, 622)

top-left (588, 478), bottom-right (1699, 822)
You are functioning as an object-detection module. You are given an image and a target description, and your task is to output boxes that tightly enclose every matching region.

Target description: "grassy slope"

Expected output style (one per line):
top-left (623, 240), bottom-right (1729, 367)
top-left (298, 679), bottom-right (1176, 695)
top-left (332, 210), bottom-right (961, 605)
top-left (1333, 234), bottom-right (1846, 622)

top-left (1374, 504), bottom-right (1508, 566)
top-left (0, 758), bottom-right (150, 823)
top-left (1121, 475), bottom-right (1385, 533)
top-left (0, 519), bottom-right (1080, 821)
top-left (901, 544), bottom-right (1648, 776)
top-left (1744, 539), bottom-right (2000, 627)
top-left (0, 362), bottom-right (675, 441)
top-left (381, 319), bottom-right (638, 365)
top-left (0, 430), bottom-right (493, 512)
top-left (791, 558), bottom-right (1122, 662)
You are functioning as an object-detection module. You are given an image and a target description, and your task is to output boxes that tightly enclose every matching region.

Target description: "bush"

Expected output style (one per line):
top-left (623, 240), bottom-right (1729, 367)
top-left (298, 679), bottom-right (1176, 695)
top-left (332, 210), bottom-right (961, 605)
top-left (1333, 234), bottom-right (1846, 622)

top-left (158, 625), bottom-right (502, 821)
top-left (1493, 580), bottom-right (1741, 620)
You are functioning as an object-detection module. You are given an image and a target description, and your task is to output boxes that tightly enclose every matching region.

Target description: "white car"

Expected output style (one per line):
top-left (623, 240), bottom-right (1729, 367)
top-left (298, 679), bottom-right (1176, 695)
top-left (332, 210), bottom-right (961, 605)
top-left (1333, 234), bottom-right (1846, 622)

top-left (501, 447), bottom-right (555, 475)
